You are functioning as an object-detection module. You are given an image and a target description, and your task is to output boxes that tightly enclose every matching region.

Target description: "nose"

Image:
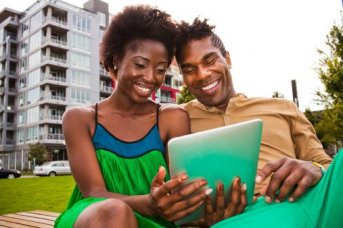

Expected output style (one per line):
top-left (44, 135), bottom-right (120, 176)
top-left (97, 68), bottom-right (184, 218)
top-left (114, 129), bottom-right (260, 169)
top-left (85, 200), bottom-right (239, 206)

top-left (143, 67), bottom-right (155, 82)
top-left (197, 66), bottom-right (211, 79)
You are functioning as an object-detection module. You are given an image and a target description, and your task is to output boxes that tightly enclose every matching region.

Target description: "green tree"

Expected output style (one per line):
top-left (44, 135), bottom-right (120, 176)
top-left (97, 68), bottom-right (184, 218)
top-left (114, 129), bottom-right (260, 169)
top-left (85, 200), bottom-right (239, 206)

top-left (177, 85), bottom-right (195, 104)
top-left (28, 143), bottom-right (49, 166)
top-left (314, 17), bottom-right (343, 147)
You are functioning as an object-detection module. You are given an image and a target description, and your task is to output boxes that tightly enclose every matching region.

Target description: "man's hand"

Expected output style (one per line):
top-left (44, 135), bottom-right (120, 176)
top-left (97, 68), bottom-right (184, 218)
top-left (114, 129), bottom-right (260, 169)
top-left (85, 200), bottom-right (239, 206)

top-left (256, 157), bottom-right (323, 203)
top-left (149, 166), bottom-right (211, 221)
top-left (189, 177), bottom-right (247, 227)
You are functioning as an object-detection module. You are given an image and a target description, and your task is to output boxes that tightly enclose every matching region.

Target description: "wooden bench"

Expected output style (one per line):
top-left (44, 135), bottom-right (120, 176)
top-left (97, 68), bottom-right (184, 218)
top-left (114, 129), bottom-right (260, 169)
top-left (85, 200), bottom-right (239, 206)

top-left (0, 210), bottom-right (60, 228)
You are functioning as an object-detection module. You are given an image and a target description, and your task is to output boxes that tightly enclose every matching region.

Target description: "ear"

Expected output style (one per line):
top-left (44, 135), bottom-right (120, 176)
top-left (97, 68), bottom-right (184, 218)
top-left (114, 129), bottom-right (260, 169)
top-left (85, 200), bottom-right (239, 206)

top-left (224, 51), bottom-right (232, 69)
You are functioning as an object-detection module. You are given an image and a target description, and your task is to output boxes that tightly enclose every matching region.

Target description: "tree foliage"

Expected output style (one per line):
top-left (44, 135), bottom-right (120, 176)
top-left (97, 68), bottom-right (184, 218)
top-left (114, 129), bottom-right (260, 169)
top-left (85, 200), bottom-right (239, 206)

top-left (272, 91), bottom-right (284, 98)
top-left (28, 143), bottom-right (49, 166)
top-left (314, 18), bottom-right (343, 147)
top-left (177, 85), bottom-right (195, 104)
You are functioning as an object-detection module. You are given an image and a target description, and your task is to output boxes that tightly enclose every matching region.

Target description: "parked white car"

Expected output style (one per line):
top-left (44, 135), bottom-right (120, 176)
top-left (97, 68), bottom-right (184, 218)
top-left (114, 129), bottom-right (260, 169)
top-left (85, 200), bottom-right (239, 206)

top-left (33, 161), bottom-right (71, 177)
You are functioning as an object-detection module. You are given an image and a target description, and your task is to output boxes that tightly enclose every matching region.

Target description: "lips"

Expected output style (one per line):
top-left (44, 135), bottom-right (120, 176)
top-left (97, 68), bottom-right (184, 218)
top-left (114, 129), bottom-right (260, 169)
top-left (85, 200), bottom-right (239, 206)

top-left (200, 80), bottom-right (220, 95)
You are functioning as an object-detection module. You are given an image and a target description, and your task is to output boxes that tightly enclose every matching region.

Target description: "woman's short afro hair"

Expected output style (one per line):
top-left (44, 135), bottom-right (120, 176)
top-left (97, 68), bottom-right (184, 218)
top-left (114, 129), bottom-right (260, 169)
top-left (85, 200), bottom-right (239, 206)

top-left (100, 5), bottom-right (177, 73)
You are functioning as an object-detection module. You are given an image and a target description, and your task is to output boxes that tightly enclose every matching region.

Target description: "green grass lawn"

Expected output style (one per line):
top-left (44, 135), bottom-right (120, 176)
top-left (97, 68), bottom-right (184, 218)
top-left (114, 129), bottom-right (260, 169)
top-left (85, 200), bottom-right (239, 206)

top-left (0, 175), bottom-right (75, 215)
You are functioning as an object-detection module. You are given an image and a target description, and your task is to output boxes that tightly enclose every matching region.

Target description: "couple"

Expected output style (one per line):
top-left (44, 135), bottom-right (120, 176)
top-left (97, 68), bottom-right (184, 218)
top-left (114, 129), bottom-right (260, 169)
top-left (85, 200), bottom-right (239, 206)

top-left (55, 5), bottom-right (343, 228)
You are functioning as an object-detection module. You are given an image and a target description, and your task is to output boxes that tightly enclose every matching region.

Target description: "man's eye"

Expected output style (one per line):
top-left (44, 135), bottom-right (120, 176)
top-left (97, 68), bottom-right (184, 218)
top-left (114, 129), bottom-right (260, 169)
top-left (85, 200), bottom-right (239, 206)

top-left (205, 57), bottom-right (216, 66)
top-left (182, 68), bottom-right (194, 75)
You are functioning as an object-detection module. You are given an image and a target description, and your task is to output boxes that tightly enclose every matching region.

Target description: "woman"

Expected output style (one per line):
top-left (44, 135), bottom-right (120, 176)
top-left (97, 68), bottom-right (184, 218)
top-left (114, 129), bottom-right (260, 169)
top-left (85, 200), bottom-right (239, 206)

top-left (55, 5), bottom-right (212, 228)
top-left (55, 5), bottom-right (247, 227)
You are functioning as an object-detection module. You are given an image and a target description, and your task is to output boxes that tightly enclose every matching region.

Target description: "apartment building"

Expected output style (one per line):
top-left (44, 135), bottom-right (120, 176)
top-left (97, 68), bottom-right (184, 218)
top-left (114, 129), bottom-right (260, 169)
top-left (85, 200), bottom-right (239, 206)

top-left (0, 0), bottom-right (182, 170)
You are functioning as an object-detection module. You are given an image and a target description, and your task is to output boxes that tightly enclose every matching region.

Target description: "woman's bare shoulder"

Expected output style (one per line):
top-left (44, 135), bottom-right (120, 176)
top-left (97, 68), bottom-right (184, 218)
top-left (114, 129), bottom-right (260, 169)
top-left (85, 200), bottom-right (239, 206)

top-left (62, 105), bottom-right (96, 125)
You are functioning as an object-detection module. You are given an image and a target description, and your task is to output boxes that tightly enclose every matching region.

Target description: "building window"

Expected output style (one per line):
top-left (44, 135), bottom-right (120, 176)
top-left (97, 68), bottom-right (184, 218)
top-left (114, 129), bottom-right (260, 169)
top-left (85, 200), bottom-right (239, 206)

top-left (27, 68), bottom-right (40, 87)
top-left (27, 106), bottom-right (39, 124)
top-left (71, 33), bottom-right (90, 52)
top-left (72, 14), bottom-right (90, 33)
top-left (98, 12), bottom-right (106, 27)
top-left (27, 125), bottom-right (39, 141)
top-left (29, 51), bottom-right (41, 69)
top-left (71, 53), bottom-right (90, 69)
top-left (71, 88), bottom-right (90, 104)
top-left (71, 70), bottom-right (90, 87)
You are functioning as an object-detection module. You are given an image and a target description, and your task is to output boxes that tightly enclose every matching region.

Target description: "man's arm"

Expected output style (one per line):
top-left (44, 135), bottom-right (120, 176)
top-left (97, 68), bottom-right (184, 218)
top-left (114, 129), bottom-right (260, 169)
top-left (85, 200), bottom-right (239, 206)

top-left (256, 102), bottom-right (331, 203)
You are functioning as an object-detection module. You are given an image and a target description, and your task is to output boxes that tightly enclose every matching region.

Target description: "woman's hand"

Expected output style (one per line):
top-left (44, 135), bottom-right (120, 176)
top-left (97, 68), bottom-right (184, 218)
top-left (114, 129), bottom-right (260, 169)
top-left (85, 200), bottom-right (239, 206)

top-left (189, 177), bottom-right (247, 227)
top-left (148, 166), bottom-right (212, 221)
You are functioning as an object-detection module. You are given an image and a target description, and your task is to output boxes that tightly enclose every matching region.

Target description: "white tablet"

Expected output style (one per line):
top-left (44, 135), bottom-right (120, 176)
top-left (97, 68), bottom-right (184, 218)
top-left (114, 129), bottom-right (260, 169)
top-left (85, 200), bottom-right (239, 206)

top-left (168, 119), bottom-right (263, 225)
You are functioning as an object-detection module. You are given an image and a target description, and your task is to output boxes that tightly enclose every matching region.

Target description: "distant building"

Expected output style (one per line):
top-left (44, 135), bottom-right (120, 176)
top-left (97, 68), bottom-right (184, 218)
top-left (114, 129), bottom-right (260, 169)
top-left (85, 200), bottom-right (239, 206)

top-left (0, 0), bottom-right (181, 170)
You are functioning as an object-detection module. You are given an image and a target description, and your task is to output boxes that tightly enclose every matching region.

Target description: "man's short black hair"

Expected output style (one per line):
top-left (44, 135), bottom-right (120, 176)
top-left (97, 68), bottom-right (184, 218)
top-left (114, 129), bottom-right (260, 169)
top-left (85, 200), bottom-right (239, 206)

top-left (175, 18), bottom-right (227, 63)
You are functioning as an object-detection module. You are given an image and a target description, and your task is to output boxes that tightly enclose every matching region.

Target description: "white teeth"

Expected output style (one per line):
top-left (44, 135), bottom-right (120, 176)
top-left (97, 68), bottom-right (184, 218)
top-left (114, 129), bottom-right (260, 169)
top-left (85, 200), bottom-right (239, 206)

top-left (202, 81), bottom-right (218, 91)
top-left (136, 84), bottom-right (151, 93)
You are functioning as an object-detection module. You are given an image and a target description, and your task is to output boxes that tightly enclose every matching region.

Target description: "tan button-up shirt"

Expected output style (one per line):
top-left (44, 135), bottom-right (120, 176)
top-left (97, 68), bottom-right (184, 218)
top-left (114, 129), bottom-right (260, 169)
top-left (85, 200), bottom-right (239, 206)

top-left (182, 93), bottom-right (332, 194)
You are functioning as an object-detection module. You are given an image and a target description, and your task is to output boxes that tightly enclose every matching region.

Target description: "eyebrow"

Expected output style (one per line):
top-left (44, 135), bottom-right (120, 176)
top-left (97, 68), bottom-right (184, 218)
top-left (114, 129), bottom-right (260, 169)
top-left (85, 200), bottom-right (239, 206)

top-left (180, 51), bottom-right (218, 69)
top-left (132, 55), bottom-right (168, 65)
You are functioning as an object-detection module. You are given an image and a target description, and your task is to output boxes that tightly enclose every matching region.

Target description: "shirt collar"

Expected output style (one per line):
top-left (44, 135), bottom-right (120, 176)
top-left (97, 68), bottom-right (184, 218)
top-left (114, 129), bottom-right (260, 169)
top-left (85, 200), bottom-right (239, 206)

top-left (190, 93), bottom-right (247, 114)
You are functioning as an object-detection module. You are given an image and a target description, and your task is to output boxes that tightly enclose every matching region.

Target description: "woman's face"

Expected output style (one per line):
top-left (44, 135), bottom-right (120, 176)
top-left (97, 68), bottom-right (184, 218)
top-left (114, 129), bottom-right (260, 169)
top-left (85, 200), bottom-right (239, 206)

top-left (115, 39), bottom-right (169, 103)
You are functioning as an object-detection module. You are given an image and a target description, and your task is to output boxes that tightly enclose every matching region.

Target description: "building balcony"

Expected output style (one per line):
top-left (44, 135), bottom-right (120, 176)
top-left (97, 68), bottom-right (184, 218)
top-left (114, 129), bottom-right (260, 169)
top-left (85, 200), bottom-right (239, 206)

top-left (42, 56), bottom-right (68, 68)
top-left (0, 122), bottom-right (16, 129)
top-left (42, 16), bottom-right (68, 30)
top-left (39, 114), bottom-right (63, 124)
top-left (100, 85), bottom-right (113, 93)
top-left (39, 133), bottom-right (65, 143)
top-left (43, 56), bottom-right (67, 64)
top-left (160, 96), bottom-right (176, 103)
top-left (40, 74), bottom-right (67, 86)
top-left (5, 139), bottom-right (15, 145)
top-left (40, 95), bottom-right (66, 103)
top-left (42, 36), bottom-right (68, 50)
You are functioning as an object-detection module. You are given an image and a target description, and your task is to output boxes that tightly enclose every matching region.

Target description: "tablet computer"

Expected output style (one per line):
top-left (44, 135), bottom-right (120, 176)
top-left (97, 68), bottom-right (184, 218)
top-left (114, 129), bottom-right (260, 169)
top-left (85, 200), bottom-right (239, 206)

top-left (168, 119), bottom-right (263, 225)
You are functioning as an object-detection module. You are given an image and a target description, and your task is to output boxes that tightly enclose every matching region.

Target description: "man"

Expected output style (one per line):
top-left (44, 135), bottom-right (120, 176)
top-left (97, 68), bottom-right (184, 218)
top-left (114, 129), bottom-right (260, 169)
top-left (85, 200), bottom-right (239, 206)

top-left (175, 18), bottom-right (332, 204)
top-left (172, 18), bottom-right (343, 227)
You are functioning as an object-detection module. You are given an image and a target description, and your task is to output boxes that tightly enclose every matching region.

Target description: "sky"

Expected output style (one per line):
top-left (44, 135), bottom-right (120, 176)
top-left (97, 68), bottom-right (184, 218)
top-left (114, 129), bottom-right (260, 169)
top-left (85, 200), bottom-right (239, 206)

top-left (1, 0), bottom-right (342, 111)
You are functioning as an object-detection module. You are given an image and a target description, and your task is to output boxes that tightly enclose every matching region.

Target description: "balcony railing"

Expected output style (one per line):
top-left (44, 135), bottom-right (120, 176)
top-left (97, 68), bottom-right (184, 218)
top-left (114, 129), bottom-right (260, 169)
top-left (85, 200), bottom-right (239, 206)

top-left (40, 95), bottom-right (66, 102)
top-left (43, 17), bottom-right (67, 26)
top-left (6, 139), bottom-right (14, 145)
top-left (41, 74), bottom-right (66, 83)
top-left (42, 37), bottom-right (67, 46)
top-left (40, 114), bottom-right (63, 121)
top-left (43, 56), bottom-right (67, 64)
top-left (100, 85), bottom-right (113, 93)
top-left (160, 96), bottom-right (176, 103)
top-left (40, 133), bottom-right (64, 140)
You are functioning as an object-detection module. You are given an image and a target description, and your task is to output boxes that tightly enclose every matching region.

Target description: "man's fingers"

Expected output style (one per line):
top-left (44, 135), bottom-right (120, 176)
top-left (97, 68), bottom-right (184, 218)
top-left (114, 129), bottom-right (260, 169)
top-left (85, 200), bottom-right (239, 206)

top-left (288, 175), bottom-right (313, 202)
top-left (265, 163), bottom-right (292, 203)
top-left (275, 169), bottom-right (302, 202)
top-left (256, 159), bottom-right (284, 183)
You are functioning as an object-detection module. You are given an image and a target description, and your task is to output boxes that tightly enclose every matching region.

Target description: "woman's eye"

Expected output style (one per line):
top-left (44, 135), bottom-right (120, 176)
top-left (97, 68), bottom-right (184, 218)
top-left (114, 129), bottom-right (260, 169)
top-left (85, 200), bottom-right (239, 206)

top-left (157, 68), bottom-right (167, 74)
top-left (135, 63), bottom-right (145, 68)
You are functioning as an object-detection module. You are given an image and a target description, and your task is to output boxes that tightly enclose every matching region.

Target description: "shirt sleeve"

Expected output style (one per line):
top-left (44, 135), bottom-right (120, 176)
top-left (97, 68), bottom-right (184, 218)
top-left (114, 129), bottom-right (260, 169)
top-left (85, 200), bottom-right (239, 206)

top-left (291, 102), bottom-right (332, 168)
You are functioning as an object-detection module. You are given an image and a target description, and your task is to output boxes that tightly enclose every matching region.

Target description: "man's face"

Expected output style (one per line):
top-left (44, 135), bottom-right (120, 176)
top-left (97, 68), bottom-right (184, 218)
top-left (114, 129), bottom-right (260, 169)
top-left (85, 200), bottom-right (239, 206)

top-left (179, 37), bottom-right (235, 111)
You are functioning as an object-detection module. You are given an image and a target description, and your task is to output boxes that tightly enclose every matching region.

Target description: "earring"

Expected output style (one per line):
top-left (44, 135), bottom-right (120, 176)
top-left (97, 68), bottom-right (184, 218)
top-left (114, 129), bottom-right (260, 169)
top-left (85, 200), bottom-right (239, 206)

top-left (113, 65), bottom-right (117, 71)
